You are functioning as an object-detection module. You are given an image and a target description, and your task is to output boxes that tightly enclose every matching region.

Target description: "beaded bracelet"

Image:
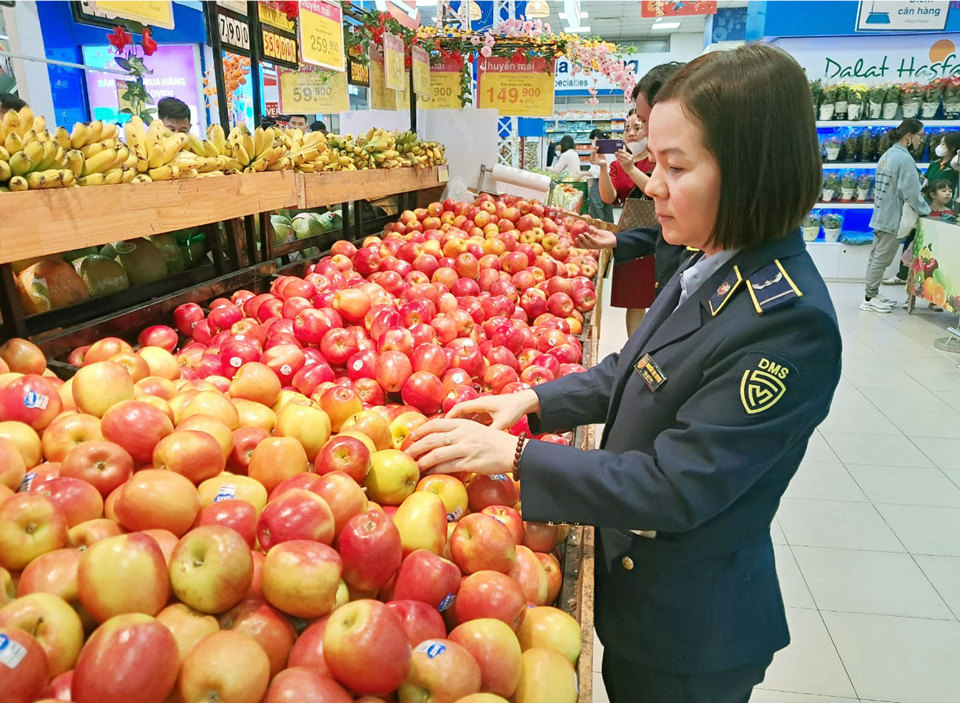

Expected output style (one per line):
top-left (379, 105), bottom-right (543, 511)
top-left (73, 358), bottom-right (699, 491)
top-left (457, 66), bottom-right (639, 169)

top-left (513, 432), bottom-right (527, 480)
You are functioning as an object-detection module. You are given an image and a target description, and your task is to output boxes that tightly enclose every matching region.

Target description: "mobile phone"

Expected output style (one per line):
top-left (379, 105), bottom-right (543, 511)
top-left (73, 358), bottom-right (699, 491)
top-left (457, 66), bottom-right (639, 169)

top-left (597, 139), bottom-right (624, 154)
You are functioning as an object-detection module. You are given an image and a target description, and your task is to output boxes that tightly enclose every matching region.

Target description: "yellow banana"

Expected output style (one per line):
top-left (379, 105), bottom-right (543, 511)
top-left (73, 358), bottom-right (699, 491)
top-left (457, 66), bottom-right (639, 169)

top-left (61, 170), bottom-right (76, 188)
top-left (146, 119), bottom-right (165, 144)
top-left (222, 158), bottom-right (244, 172)
top-left (80, 143), bottom-right (104, 159)
top-left (9, 152), bottom-right (33, 177)
top-left (124, 117), bottom-right (145, 150)
top-left (233, 144), bottom-right (251, 166)
top-left (5, 132), bottom-right (23, 154)
top-left (16, 108), bottom-right (34, 138)
top-left (147, 143), bottom-right (166, 169)
top-left (0, 146), bottom-right (8, 161)
top-left (70, 123), bottom-right (89, 149)
top-left (253, 128), bottom-right (265, 157)
top-left (2, 109), bottom-right (20, 137)
top-left (121, 167), bottom-right (137, 183)
top-left (0, 121), bottom-right (5, 145)
top-left (103, 167), bottom-right (125, 185)
top-left (101, 139), bottom-right (117, 150)
top-left (78, 172), bottom-right (106, 186)
top-left (26, 169), bottom-right (64, 190)
top-left (66, 150), bottom-right (84, 177)
top-left (115, 146), bottom-right (130, 165)
top-left (179, 168), bottom-right (198, 179)
top-left (86, 120), bottom-right (103, 145)
top-left (54, 127), bottom-right (72, 150)
top-left (32, 116), bottom-right (46, 133)
top-left (266, 156), bottom-right (292, 172)
top-left (36, 143), bottom-right (59, 171)
top-left (0, 160), bottom-right (10, 182)
top-left (248, 157), bottom-right (268, 172)
top-left (186, 133), bottom-right (205, 156)
top-left (148, 165), bottom-right (174, 181)
top-left (161, 135), bottom-right (182, 164)
top-left (124, 150), bottom-right (138, 169)
top-left (241, 133), bottom-right (255, 161)
top-left (137, 157), bottom-right (149, 173)
top-left (23, 140), bottom-right (45, 164)
top-left (208, 124), bottom-right (226, 154)
top-left (100, 123), bottom-right (118, 142)
top-left (8, 175), bottom-right (28, 191)
top-left (81, 148), bottom-right (118, 176)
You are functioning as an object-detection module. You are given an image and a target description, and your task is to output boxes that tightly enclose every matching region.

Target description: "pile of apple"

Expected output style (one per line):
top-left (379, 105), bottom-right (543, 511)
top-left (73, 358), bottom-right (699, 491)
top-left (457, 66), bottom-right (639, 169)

top-left (0, 196), bottom-right (601, 703)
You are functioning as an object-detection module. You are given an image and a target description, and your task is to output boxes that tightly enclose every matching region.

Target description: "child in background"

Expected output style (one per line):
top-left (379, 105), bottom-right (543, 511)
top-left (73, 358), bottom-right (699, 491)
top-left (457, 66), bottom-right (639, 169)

top-left (925, 178), bottom-right (956, 221)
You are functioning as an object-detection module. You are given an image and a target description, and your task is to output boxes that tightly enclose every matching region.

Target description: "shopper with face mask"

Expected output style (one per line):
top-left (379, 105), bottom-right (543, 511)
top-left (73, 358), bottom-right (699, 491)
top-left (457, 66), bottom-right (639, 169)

top-left (593, 113), bottom-right (652, 204)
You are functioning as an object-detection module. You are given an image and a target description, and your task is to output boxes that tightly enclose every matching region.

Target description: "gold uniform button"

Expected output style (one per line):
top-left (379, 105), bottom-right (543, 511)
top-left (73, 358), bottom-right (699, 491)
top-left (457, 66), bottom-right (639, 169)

top-left (621, 556), bottom-right (634, 571)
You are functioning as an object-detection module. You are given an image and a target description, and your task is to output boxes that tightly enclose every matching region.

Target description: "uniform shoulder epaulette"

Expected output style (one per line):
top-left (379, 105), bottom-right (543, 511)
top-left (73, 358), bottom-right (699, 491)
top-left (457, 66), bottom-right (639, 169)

top-left (708, 265), bottom-right (744, 316)
top-left (745, 259), bottom-right (803, 314)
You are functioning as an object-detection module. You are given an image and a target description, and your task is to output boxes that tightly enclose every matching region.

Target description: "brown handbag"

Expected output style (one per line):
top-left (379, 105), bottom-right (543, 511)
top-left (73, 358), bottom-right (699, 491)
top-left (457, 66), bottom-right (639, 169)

top-left (616, 193), bottom-right (658, 233)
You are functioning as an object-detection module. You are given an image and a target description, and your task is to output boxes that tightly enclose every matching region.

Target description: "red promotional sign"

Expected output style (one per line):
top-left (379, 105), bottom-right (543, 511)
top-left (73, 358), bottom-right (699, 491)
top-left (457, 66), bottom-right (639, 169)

top-left (641, 1), bottom-right (717, 18)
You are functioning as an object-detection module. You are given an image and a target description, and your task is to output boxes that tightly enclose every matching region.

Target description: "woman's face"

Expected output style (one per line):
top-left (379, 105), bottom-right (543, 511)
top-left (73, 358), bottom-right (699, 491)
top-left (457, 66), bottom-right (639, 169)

top-left (935, 186), bottom-right (953, 205)
top-left (909, 130), bottom-right (924, 149)
top-left (644, 100), bottom-right (722, 253)
top-left (623, 114), bottom-right (642, 143)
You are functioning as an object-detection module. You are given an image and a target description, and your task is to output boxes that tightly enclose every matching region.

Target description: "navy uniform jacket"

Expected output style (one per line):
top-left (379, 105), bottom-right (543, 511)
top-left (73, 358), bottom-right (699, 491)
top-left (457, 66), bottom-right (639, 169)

top-left (615, 224), bottom-right (686, 293)
top-left (521, 229), bottom-right (842, 674)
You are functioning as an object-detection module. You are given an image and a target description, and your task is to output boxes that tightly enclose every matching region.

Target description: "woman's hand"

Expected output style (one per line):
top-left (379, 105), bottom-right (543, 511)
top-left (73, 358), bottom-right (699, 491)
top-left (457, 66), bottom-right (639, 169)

top-left (445, 389), bottom-right (540, 430)
top-left (588, 147), bottom-right (607, 168)
top-left (576, 228), bottom-right (617, 250)
top-left (405, 419), bottom-right (517, 476)
top-left (615, 148), bottom-right (638, 174)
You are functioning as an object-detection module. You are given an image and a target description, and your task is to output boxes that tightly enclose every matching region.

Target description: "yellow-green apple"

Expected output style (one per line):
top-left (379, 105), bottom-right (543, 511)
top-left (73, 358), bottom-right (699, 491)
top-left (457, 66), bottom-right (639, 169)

top-left (0, 436), bottom-right (26, 490)
top-left (233, 398), bottom-right (277, 431)
top-left (152, 430), bottom-right (226, 485)
top-left (507, 546), bottom-right (549, 606)
top-left (169, 525), bottom-right (253, 614)
top-left (322, 599), bottom-right (412, 695)
top-left (0, 626), bottom-right (48, 703)
top-left (0, 493), bottom-right (68, 570)
top-left (177, 630), bottom-right (270, 703)
top-left (137, 346), bottom-right (181, 380)
top-left (312, 471), bottom-right (368, 538)
top-left (274, 404), bottom-right (331, 462)
top-left (257, 489), bottom-right (336, 549)
top-left (219, 596), bottom-right (296, 678)
top-left (155, 603), bottom-right (221, 663)
top-left (417, 474), bottom-right (468, 522)
top-left (33, 476), bottom-right (103, 527)
top-left (100, 399), bottom-right (174, 465)
top-left (0, 567), bottom-right (13, 606)
top-left (72, 613), bottom-right (179, 703)
top-left (135, 394), bottom-right (175, 424)
top-left (248, 437), bottom-right (310, 494)
top-left (341, 410), bottom-right (392, 451)
top-left (262, 666), bottom-right (353, 703)
top-left (227, 426), bottom-right (269, 475)
top-left (481, 505), bottom-right (524, 545)
top-left (0, 374), bottom-right (62, 431)
top-left (72, 361), bottom-right (134, 417)
top-left (466, 475), bottom-right (519, 513)
top-left (522, 521), bottom-right (564, 553)
top-left (107, 351), bottom-right (150, 383)
top-left (393, 491), bottom-right (447, 557)
top-left (455, 571), bottom-right (526, 631)
top-left (39, 413), bottom-right (102, 464)
top-left (0, 420), bottom-right (42, 467)
top-left (83, 337), bottom-right (133, 365)
top-left (363, 449), bottom-right (419, 506)
top-left (67, 517), bottom-right (124, 550)
top-left (448, 618), bottom-right (522, 698)
top-left (262, 540), bottom-right (342, 618)
top-left (317, 386), bottom-right (363, 432)
top-left (398, 638), bottom-right (482, 703)
top-left (178, 390), bottom-right (240, 429)
top-left (115, 469), bottom-right (199, 536)
top-left (385, 600), bottom-right (447, 648)
top-left (135, 375), bottom-right (178, 401)
top-left (452, 695), bottom-right (510, 703)
top-left (337, 510), bottom-right (402, 592)
top-left (192, 500), bottom-right (257, 547)
top-left (512, 647), bottom-right (577, 703)
top-left (389, 411), bottom-right (428, 450)
top-left (287, 615), bottom-right (332, 675)
top-left (0, 337), bottom-right (46, 374)
top-left (337, 428), bottom-right (377, 456)
top-left (516, 606), bottom-right (581, 664)
top-left (390, 549), bottom-right (461, 612)
top-left (315, 435), bottom-right (370, 482)
top-left (0, 592), bottom-right (83, 676)
top-left (198, 472), bottom-right (268, 514)
top-left (229, 362), bottom-right (281, 407)
top-left (177, 414), bottom-right (234, 460)
top-left (59, 440), bottom-right (132, 498)
top-left (450, 513), bottom-right (516, 574)
top-left (78, 532), bottom-right (169, 622)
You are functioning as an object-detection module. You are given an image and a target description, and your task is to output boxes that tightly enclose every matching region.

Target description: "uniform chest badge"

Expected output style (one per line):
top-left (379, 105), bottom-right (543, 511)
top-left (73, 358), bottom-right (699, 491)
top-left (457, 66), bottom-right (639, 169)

top-left (634, 353), bottom-right (666, 392)
top-left (716, 281), bottom-right (731, 297)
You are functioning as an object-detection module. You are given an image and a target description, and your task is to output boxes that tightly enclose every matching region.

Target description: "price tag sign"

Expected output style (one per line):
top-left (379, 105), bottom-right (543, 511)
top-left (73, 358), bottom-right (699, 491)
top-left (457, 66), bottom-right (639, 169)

top-left (412, 45), bottom-right (430, 97)
top-left (419, 57), bottom-right (464, 110)
top-left (261, 27), bottom-right (299, 68)
top-left (299, 0), bottom-right (345, 71)
top-left (383, 32), bottom-right (405, 90)
top-left (395, 70), bottom-right (410, 110)
top-left (369, 58), bottom-right (396, 110)
top-left (478, 56), bottom-right (555, 117)
top-left (217, 7), bottom-right (251, 53)
top-left (92, 0), bottom-right (174, 29)
top-left (280, 68), bottom-right (349, 113)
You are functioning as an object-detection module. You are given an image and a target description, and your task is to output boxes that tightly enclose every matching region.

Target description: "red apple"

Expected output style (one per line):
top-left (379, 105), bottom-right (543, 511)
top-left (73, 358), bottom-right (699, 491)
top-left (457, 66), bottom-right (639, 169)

top-left (219, 596), bottom-right (296, 678)
top-left (337, 509), bottom-right (402, 592)
top-left (315, 435), bottom-right (371, 483)
top-left (0, 493), bottom-right (68, 571)
top-left (257, 489), bottom-right (336, 550)
top-left (0, 626), bottom-right (49, 703)
top-left (391, 549), bottom-right (461, 613)
top-left (448, 618), bottom-right (523, 698)
top-left (450, 512), bottom-right (516, 574)
top-left (261, 540), bottom-right (342, 618)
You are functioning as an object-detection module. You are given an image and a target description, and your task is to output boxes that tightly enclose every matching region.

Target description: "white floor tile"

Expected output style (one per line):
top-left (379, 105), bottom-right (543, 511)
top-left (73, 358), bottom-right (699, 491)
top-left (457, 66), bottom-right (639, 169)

top-left (592, 671), bottom-right (610, 703)
top-left (771, 519), bottom-right (787, 546)
top-left (935, 391), bottom-right (960, 408)
top-left (592, 630), bottom-right (603, 673)
top-left (784, 462), bottom-right (867, 502)
top-left (828, 380), bottom-right (875, 411)
top-left (907, 370), bottom-right (960, 394)
top-left (824, 611), bottom-right (960, 703)
top-left (776, 498), bottom-right (904, 552)
top-left (818, 405), bottom-right (900, 435)
top-left (759, 608), bottom-right (856, 698)
top-left (774, 545), bottom-right (816, 609)
top-left (820, 432), bottom-right (934, 468)
top-left (792, 546), bottom-right (953, 620)
top-left (880, 409), bottom-right (960, 440)
top-left (802, 431), bottom-right (842, 463)
top-left (840, 366), bottom-right (921, 390)
top-left (913, 437), bottom-right (960, 470)
top-left (915, 555), bottom-right (960, 620)
top-left (876, 504), bottom-right (960, 557)
top-left (860, 386), bottom-right (955, 413)
top-left (846, 465), bottom-right (960, 507)
top-left (750, 692), bottom-right (857, 703)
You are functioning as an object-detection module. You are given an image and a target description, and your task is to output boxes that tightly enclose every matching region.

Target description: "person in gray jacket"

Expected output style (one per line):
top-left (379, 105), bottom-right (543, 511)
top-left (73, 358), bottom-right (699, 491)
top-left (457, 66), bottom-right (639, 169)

top-left (862, 118), bottom-right (930, 312)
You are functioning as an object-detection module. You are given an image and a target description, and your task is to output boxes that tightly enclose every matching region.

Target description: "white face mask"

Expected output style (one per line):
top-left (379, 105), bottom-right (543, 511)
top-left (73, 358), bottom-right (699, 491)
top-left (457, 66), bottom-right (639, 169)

top-left (627, 138), bottom-right (647, 155)
top-left (936, 143), bottom-right (948, 158)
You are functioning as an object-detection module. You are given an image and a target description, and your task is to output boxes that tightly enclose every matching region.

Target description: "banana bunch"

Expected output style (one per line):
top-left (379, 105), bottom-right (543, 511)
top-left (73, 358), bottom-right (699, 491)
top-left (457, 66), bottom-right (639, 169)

top-left (284, 128), bottom-right (330, 173)
top-left (221, 125), bottom-right (291, 173)
top-left (0, 107), bottom-right (87, 191)
top-left (356, 127), bottom-right (402, 168)
top-left (323, 132), bottom-right (371, 171)
top-left (394, 130), bottom-right (446, 167)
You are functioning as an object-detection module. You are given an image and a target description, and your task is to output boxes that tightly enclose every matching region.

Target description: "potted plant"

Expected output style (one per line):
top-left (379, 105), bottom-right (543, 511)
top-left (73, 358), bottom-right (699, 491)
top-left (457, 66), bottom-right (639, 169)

top-left (860, 129), bottom-right (878, 162)
top-left (820, 84), bottom-right (838, 121)
top-left (801, 212), bottom-right (821, 242)
top-left (840, 172), bottom-right (857, 201)
top-left (823, 136), bottom-right (841, 161)
top-left (810, 80), bottom-right (822, 113)
top-left (846, 84), bottom-right (866, 120)
top-left (944, 76), bottom-right (960, 119)
top-left (822, 213), bottom-right (843, 242)
top-left (901, 82), bottom-right (922, 118)
top-left (834, 84), bottom-right (849, 119)
top-left (922, 80), bottom-right (944, 118)
top-left (868, 84), bottom-right (886, 119)
top-left (883, 84), bottom-right (901, 120)
top-left (856, 173), bottom-right (873, 201)
top-left (821, 173), bottom-right (840, 202)
top-left (843, 132), bottom-right (860, 161)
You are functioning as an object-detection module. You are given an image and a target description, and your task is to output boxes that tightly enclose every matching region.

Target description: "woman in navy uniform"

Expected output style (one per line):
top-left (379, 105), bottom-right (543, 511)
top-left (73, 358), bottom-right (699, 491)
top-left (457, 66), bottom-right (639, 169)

top-left (406, 44), bottom-right (840, 703)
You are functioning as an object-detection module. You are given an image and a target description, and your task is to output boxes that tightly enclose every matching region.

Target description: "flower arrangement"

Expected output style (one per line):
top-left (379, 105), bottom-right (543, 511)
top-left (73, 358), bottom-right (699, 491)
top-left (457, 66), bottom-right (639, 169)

top-left (944, 76), bottom-right (960, 118)
top-left (810, 80), bottom-right (822, 111)
top-left (859, 129), bottom-right (877, 162)
top-left (822, 213), bottom-right (843, 230)
top-left (868, 84), bottom-right (886, 118)
top-left (801, 212), bottom-right (821, 241)
top-left (901, 82), bottom-right (923, 118)
top-left (840, 171), bottom-right (857, 189)
top-left (821, 173), bottom-right (840, 201)
top-left (823, 136), bottom-right (841, 161)
top-left (883, 84), bottom-right (901, 119)
top-left (842, 132), bottom-right (860, 161)
top-left (107, 24), bottom-right (158, 122)
top-left (820, 84), bottom-right (838, 120)
top-left (846, 84), bottom-right (867, 119)
top-left (857, 173), bottom-right (873, 201)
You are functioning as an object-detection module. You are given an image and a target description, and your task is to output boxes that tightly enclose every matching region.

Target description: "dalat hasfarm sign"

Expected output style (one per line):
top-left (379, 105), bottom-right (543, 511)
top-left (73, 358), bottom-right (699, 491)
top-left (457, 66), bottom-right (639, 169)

top-left (777, 34), bottom-right (960, 85)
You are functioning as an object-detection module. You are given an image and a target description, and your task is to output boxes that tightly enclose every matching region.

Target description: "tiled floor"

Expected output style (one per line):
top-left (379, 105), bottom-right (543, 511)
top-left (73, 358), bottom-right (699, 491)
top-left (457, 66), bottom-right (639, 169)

top-left (588, 275), bottom-right (960, 703)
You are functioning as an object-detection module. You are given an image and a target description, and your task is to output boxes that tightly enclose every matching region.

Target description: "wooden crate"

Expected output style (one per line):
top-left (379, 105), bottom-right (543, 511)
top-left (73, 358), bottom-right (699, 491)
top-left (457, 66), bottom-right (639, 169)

top-left (298, 166), bottom-right (444, 208)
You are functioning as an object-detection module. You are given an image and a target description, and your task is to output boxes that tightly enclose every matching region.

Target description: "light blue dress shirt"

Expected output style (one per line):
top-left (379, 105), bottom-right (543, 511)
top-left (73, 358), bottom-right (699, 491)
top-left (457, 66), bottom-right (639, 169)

top-left (676, 249), bottom-right (740, 310)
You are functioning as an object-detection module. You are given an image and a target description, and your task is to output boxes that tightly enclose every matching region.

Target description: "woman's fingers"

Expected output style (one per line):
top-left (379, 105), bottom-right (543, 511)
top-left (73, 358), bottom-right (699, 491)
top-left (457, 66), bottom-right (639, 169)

top-left (406, 418), bottom-right (462, 447)
top-left (416, 445), bottom-right (465, 472)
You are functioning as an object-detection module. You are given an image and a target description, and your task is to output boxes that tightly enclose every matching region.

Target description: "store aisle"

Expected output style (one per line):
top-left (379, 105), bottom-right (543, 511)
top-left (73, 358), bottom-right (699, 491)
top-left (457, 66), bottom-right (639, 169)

top-left (589, 273), bottom-right (960, 703)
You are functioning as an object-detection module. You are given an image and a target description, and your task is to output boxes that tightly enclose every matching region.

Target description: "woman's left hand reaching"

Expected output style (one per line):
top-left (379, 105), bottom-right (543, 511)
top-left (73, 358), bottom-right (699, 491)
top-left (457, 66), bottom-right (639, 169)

top-left (405, 419), bottom-right (518, 476)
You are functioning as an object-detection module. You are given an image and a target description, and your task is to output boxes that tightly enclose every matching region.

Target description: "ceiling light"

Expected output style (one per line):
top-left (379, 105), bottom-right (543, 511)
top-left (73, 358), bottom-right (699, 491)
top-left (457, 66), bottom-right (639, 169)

top-left (527, 0), bottom-right (550, 18)
top-left (651, 21), bottom-right (680, 30)
top-left (470, 1), bottom-right (482, 19)
top-left (564, 26), bottom-right (591, 32)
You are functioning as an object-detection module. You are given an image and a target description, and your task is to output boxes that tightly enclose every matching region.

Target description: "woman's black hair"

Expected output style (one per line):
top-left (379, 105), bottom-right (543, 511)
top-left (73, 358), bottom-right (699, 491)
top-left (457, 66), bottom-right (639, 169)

top-left (559, 135), bottom-right (576, 152)
top-left (632, 62), bottom-right (684, 107)
top-left (924, 178), bottom-right (953, 198)
top-left (892, 118), bottom-right (924, 141)
top-left (942, 131), bottom-right (960, 156)
top-left (589, 128), bottom-right (608, 140)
